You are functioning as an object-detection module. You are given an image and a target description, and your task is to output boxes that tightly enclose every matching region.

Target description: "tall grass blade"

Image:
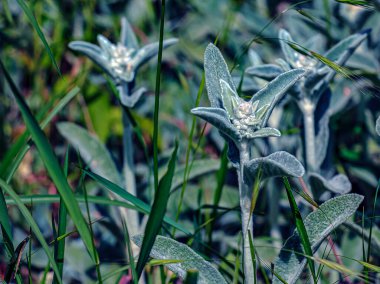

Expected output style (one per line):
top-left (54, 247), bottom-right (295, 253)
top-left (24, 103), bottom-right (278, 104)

top-left (15, 0), bottom-right (61, 75)
top-left (0, 179), bottom-right (62, 283)
top-left (283, 177), bottom-right (317, 283)
top-left (247, 230), bottom-right (257, 284)
top-left (53, 147), bottom-right (70, 284)
top-left (184, 269), bottom-right (199, 284)
top-left (136, 142), bottom-right (178, 278)
top-left (82, 169), bottom-right (191, 235)
top-left (152, 0), bottom-right (167, 192)
top-left (0, 59), bottom-right (95, 261)
top-left (0, 87), bottom-right (80, 181)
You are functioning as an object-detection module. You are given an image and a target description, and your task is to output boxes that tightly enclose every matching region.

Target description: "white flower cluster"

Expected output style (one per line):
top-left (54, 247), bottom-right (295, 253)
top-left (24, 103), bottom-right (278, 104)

top-left (108, 44), bottom-right (137, 82)
top-left (231, 100), bottom-right (268, 138)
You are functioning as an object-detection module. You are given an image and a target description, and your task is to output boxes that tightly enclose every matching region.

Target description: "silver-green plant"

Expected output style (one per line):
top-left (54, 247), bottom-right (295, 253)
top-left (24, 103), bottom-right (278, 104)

top-left (66, 17), bottom-right (177, 235)
top-left (246, 29), bottom-right (368, 198)
top-left (191, 44), bottom-right (306, 281)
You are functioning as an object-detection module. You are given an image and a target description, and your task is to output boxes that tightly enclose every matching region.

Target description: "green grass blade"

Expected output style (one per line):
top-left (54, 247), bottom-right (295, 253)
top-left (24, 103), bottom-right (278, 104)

top-left (0, 179), bottom-right (62, 283)
top-left (283, 177), bottom-right (316, 283)
top-left (136, 142), bottom-right (178, 278)
top-left (0, 87), bottom-right (80, 181)
top-left (152, 0), bottom-right (167, 192)
top-left (0, 193), bottom-right (13, 256)
top-left (121, 218), bottom-right (138, 283)
top-left (15, 0), bottom-right (61, 75)
top-left (0, 59), bottom-right (95, 261)
top-left (247, 230), bottom-right (257, 284)
top-left (53, 147), bottom-right (70, 284)
top-left (82, 169), bottom-right (191, 235)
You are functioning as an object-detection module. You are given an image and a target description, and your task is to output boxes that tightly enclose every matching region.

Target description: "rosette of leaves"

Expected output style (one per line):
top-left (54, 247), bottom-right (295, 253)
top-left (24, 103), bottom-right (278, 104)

top-left (246, 29), bottom-right (369, 197)
top-left (191, 43), bottom-right (306, 281)
top-left (69, 17), bottom-right (177, 107)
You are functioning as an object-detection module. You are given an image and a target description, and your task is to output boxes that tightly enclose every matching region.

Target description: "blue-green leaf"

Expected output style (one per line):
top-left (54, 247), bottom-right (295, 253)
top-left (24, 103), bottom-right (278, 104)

top-left (244, 151), bottom-right (305, 183)
top-left (273, 194), bottom-right (364, 284)
top-left (132, 235), bottom-right (227, 284)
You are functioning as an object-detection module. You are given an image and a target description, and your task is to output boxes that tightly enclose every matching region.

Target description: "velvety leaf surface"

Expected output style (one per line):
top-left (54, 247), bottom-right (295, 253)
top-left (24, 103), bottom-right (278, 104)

top-left (244, 151), bottom-right (305, 183)
top-left (191, 107), bottom-right (241, 142)
top-left (279, 29), bottom-right (299, 67)
top-left (273, 194), bottom-right (364, 284)
top-left (68, 41), bottom-right (111, 76)
top-left (57, 122), bottom-right (123, 187)
top-left (132, 235), bottom-right (227, 284)
top-left (309, 173), bottom-right (352, 195)
top-left (250, 69), bottom-right (306, 127)
top-left (204, 43), bottom-right (236, 108)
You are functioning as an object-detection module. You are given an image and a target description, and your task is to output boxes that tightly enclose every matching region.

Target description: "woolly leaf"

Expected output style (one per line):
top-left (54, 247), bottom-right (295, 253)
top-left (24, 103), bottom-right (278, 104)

top-left (273, 194), bottom-right (363, 284)
top-left (244, 151), bottom-right (305, 183)
top-left (249, 127), bottom-right (281, 138)
top-left (120, 17), bottom-right (138, 49)
top-left (246, 64), bottom-right (283, 80)
top-left (250, 69), bottom-right (306, 127)
top-left (134, 38), bottom-right (178, 71)
top-left (204, 44), bottom-right (236, 108)
top-left (57, 122), bottom-right (123, 187)
top-left (279, 29), bottom-right (299, 67)
top-left (309, 173), bottom-right (352, 195)
top-left (220, 79), bottom-right (239, 119)
top-left (132, 235), bottom-right (227, 284)
top-left (191, 107), bottom-right (241, 142)
top-left (68, 41), bottom-right (112, 76)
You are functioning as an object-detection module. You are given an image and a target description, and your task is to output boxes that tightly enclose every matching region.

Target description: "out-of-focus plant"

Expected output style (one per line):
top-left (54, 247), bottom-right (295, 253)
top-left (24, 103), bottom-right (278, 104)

top-left (191, 43), bottom-right (306, 281)
top-left (64, 17), bottom-right (177, 235)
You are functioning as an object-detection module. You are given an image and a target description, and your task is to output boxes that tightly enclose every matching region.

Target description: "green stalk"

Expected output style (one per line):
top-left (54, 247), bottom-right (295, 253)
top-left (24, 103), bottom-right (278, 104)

top-left (237, 140), bottom-right (254, 281)
top-left (153, 0), bottom-right (166, 192)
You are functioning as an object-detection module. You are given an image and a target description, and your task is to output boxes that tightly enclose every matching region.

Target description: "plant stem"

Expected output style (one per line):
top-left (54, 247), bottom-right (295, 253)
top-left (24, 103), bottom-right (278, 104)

top-left (301, 99), bottom-right (317, 173)
top-left (238, 140), bottom-right (254, 282)
top-left (119, 85), bottom-right (139, 236)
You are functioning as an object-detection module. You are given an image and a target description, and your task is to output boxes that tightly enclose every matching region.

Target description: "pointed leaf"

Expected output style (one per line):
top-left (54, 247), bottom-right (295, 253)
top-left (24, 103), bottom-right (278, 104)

top-left (273, 194), bottom-right (364, 284)
top-left (97, 34), bottom-right (114, 56)
top-left (204, 44), bottom-right (236, 108)
top-left (249, 127), bottom-right (280, 139)
top-left (120, 84), bottom-right (146, 108)
top-left (191, 107), bottom-right (241, 142)
top-left (315, 111), bottom-right (330, 170)
top-left (16, 0), bottom-right (61, 75)
top-left (279, 29), bottom-right (299, 67)
top-left (0, 60), bottom-right (96, 262)
top-left (136, 143), bottom-right (178, 278)
top-left (121, 17), bottom-right (138, 49)
top-left (250, 69), bottom-right (306, 127)
top-left (244, 151), bottom-right (305, 183)
top-left (309, 173), bottom-right (352, 195)
top-left (323, 32), bottom-right (368, 63)
top-left (68, 41), bottom-right (112, 77)
top-left (246, 64), bottom-right (283, 80)
top-left (57, 122), bottom-right (123, 187)
top-left (220, 79), bottom-right (239, 118)
top-left (132, 235), bottom-right (227, 284)
top-left (134, 38), bottom-right (178, 70)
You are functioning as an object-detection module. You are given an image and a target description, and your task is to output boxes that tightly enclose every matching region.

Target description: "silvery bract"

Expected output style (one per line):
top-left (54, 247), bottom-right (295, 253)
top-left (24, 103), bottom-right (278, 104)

top-left (69, 17), bottom-right (177, 107)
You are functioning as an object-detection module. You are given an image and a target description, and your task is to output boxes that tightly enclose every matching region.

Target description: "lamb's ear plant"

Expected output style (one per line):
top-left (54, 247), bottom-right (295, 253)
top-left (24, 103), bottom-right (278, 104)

top-left (191, 43), bottom-right (307, 281)
top-left (65, 17), bottom-right (177, 235)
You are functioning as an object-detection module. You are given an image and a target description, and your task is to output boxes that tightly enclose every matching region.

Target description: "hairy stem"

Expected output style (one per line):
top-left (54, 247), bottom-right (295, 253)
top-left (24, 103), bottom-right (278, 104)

top-left (238, 140), bottom-right (254, 282)
top-left (301, 99), bottom-right (317, 173)
top-left (119, 85), bottom-right (139, 236)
